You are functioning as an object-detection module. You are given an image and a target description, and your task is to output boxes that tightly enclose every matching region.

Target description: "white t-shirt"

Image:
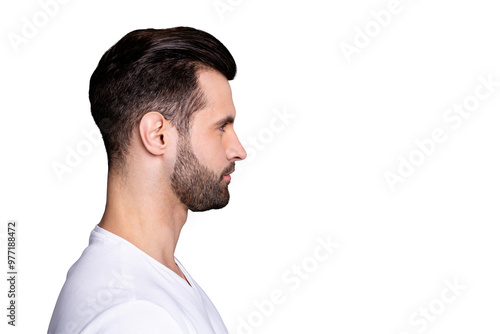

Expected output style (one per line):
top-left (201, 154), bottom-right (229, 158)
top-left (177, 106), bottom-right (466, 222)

top-left (48, 225), bottom-right (228, 334)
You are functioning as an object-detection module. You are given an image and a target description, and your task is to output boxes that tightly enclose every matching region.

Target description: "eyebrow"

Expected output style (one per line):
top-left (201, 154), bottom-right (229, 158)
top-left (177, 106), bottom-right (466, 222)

top-left (212, 115), bottom-right (235, 128)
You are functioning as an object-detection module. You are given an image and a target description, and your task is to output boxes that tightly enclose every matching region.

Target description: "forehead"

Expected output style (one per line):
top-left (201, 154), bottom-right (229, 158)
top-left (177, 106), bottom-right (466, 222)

top-left (192, 69), bottom-right (236, 126)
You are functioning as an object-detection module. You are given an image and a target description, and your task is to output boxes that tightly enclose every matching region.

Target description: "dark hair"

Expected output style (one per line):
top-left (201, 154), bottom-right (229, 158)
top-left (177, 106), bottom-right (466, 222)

top-left (89, 27), bottom-right (237, 172)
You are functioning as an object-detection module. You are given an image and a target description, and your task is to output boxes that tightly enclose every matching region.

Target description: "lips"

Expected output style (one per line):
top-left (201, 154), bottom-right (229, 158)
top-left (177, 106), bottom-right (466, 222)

top-left (222, 169), bottom-right (233, 181)
top-left (222, 164), bottom-right (235, 181)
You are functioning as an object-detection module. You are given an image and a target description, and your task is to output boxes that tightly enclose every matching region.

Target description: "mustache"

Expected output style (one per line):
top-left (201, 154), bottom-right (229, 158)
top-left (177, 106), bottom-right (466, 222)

top-left (221, 162), bottom-right (235, 176)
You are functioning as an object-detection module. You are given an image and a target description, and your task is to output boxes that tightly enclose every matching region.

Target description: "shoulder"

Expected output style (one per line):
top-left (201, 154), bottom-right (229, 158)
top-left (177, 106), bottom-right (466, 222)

top-left (60, 233), bottom-right (138, 303)
top-left (79, 300), bottom-right (193, 334)
top-left (49, 231), bottom-right (151, 333)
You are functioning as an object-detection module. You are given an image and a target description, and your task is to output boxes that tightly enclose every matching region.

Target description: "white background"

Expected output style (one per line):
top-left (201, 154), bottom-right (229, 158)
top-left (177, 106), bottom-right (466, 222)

top-left (1, 0), bottom-right (500, 333)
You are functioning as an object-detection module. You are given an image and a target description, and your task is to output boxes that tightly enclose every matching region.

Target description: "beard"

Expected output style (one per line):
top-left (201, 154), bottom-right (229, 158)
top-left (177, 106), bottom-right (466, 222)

top-left (170, 133), bottom-right (235, 212)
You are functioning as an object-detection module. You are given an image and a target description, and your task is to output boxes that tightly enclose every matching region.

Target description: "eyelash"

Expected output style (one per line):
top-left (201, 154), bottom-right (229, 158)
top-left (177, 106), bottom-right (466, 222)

top-left (219, 123), bottom-right (228, 132)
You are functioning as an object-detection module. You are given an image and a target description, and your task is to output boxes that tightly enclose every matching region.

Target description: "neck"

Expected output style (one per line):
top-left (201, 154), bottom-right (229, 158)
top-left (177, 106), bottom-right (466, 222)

top-left (98, 167), bottom-right (188, 272)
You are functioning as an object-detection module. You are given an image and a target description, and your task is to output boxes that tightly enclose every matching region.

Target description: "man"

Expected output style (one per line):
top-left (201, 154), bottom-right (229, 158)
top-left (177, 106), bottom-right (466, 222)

top-left (48, 27), bottom-right (247, 334)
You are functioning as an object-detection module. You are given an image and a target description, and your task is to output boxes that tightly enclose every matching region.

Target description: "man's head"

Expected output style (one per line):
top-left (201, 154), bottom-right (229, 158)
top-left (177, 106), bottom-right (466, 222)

top-left (89, 27), bottom-right (246, 211)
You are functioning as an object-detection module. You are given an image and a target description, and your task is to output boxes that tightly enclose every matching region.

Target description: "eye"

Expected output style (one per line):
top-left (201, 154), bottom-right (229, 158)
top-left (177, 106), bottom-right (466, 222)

top-left (219, 122), bottom-right (228, 132)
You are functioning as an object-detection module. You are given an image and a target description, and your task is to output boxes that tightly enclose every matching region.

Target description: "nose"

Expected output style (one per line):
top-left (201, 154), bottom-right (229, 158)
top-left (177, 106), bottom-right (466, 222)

top-left (226, 131), bottom-right (247, 162)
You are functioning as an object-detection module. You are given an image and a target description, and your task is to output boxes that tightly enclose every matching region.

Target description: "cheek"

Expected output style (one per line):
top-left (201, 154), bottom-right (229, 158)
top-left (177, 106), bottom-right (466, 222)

top-left (192, 135), bottom-right (225, 168)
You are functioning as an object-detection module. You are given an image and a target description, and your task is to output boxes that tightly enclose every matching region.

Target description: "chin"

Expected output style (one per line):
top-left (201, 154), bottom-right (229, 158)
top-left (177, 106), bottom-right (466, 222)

top-left (188, 197), bottom-right (230, 212)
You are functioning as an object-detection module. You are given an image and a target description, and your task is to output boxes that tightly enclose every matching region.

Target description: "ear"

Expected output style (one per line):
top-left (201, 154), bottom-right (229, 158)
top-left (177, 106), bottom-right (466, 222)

top-left (138, 112), bottom-right (175, 156)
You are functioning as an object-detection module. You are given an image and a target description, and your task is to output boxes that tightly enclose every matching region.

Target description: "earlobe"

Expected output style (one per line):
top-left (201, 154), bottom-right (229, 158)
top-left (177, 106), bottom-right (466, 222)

top-left (139, 112), bottom-right (171, 156)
